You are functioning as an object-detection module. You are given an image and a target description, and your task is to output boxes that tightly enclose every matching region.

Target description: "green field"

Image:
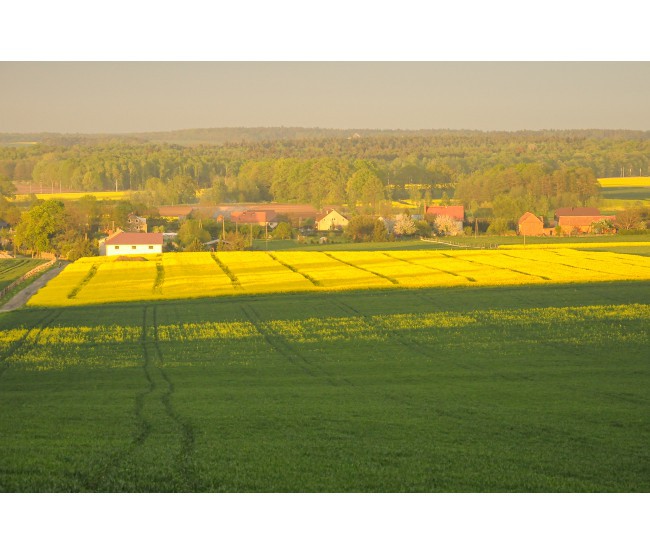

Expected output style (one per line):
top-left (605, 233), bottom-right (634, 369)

top-left (1, 281), bottom-right (649, 492)
top-left (0, 259), bottom-right (45, 290)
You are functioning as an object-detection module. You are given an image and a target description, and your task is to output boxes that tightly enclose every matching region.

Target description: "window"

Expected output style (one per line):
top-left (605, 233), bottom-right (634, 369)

top-left (149, 245), bottom-right (153, 249)
top-left (114, 246), bottom-right (119, 250)
top-left (132, 245), bottom-right (136, 250)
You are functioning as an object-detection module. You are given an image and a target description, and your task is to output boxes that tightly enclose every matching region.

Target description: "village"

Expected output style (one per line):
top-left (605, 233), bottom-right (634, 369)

top-left (95, 202), bottom-right (620, 256)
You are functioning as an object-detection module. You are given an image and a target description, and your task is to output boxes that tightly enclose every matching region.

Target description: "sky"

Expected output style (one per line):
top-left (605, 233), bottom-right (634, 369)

top-left (2, 62), bottom-right (650, 134)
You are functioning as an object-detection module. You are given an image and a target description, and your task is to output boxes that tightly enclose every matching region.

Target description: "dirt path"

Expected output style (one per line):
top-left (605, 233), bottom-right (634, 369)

top-left (0, 263), bottom-right (68, 312)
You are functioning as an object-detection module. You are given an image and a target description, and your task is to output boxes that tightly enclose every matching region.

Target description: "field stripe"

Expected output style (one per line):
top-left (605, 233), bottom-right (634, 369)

top-left (383, 252), bottom-right (476, 282)
top-left (67, 263), bottom-right (98, 299)
top-left (211, 253), bottom-right (241, 289)
top-left (323, 252), bottom-right (399, 285)
top-left (266, 252), bottom-right (322, 287)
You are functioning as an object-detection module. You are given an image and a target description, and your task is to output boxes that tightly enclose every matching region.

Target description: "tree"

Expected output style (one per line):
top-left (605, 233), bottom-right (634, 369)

top-left (14, 199), bottom-right (66, 256)
top-left (346, 168), bottom-right (385, 209)
top-left (178, 219), bottom-right (211, 248)
top-left (0, 174), bottom-right (16, 198)
top-left (434, 214), bottom-right (461, 236)
top-left (272, 222), bottom-right (293, 240)
top-left (345, 215), bottom-right (378, 242)
top-left (372, 219), bottom-right (388, 242)
top-left (616, 209), bottom-right (645, 231)
top-left (393, 213), bottom-right (417, 236)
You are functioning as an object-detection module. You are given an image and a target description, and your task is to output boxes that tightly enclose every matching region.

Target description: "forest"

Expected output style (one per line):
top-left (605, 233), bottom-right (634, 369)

top-left (1, 129), bottom-right (649, 257)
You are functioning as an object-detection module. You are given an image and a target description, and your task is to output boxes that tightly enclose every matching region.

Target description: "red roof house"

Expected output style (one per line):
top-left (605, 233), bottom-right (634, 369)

top-left (230, 210), bottom-right (277, 225)
top-left (518, 212), bottom-right (555, 236)
top-left (558, 215), bottom-right (616, 234)
top-left (425, 205), bottom-right (465, 221)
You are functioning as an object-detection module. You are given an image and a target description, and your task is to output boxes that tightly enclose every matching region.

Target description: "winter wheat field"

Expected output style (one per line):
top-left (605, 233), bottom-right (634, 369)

top-left (0, 245), bottom-right (649, 492)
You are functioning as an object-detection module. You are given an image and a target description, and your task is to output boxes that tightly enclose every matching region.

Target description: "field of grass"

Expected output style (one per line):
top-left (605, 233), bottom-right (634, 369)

top-left (0, 281), bottom-right (648, 492)
top-left (26, 247), bottom-right (650, 307)
top-left (0, 259), bottom-right (45, 290)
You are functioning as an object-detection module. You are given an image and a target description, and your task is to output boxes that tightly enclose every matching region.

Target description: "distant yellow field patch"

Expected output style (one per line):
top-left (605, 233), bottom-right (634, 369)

top-left (15, 191), bottom-right (129, 201)
top-left (27, 248), bottom-right (650, 307)
top-left (598, 177), bottom-right (650, 188)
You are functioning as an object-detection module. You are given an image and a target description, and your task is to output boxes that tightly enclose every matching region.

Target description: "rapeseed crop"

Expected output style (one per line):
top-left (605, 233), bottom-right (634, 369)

top-left (27, 248), bottom-right (650, 307)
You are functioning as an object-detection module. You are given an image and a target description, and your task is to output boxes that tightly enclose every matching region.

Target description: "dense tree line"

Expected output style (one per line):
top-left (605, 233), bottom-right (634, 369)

top-left (1, 130), bottom-right (648, 200)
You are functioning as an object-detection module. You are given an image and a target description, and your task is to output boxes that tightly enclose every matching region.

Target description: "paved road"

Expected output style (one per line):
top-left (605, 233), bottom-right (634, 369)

top-left (0, 263), bottom-right (68, 312)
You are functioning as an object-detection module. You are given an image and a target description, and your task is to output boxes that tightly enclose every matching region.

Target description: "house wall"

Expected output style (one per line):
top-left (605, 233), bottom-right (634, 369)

top-left (317, 212), bottom-right (349, 231)
top-left (106, 244), bottom-right (162, 256)
top-left (518, 220), bottom-right (543, 236)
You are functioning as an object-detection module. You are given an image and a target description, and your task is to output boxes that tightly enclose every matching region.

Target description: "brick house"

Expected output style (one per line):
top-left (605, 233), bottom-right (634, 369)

top-left (518, 212), bottom-right (555, 236)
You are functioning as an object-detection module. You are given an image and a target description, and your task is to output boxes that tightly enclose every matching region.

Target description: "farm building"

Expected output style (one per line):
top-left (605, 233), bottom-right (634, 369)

top-left (557, 215), bottom-right (616, 234)
top-left (104, 231), bottom-right (164, 256)
top-left (230, 210), bottom-right (277, 226)
top-left (158, 206), bottom-right (195, 221)
top-left (425, 205), bottom-right (465, 221)
top-left (517, 212), bottom-right (555, 236)
top-left (315, 209), bottom-right (349, 231)
top-left (425, 205), bottom-right (464, 232)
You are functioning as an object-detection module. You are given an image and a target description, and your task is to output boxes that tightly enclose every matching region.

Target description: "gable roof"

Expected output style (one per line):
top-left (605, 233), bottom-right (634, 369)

top-left (518, 212), bottom-right (543, 225)
top-left (315, 209), bottom-right (349, 223)
top-left (158, 206), bottom-right (195, 218)
top-left (105, 231), bottom-right (164, 246)
top-left (425, 205), bottom-right (465, 220)
top-left (555, 207), bottom-right (601, 217)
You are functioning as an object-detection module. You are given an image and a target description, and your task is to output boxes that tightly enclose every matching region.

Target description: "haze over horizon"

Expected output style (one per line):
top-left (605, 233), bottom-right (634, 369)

top-left (2, 62), bottom-right (649, 134)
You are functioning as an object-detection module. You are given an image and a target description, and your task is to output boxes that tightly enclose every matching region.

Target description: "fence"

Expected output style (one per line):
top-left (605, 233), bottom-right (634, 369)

top-left (0, 258), bottom-right (57, 300)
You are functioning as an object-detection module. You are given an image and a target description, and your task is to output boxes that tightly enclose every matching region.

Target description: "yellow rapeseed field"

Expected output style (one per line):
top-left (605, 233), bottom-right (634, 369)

top-left (27, 247), bottom-right (650, 307)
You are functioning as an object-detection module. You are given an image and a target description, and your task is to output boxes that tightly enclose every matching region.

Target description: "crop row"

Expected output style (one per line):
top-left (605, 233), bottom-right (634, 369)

top-left (27, 248), bottom-right (650, 307)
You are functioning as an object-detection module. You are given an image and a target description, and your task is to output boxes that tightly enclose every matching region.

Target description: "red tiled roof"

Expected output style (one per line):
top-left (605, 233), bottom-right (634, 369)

top-left (518, 212), bottom-right (542, 225)
top-left (105, 232), bottom-right (164, 245)
top-left (230, 210), bottom-right (277, 224)
top-left (555, 207), bottom-right (601, 217)
top-left (158, 206), bottom-right (195, 217)
top-left (425, 205), bottom-right (465, 220)
top-left (558, 215), bottom-right (615, 227)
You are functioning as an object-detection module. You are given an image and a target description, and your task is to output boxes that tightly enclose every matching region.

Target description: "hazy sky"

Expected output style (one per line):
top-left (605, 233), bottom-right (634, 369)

top-left (2, 62), bottom-right (649, 133)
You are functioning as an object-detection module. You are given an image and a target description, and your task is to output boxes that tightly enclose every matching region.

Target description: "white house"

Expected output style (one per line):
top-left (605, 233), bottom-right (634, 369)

top-left (315, 209), bottom-right (349, 231)
top-left (104, 231), bottom-right (164, 256)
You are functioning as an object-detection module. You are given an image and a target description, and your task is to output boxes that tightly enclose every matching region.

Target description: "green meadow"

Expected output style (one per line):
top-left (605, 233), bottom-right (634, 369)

top-left (1, 281), bottom-right (648, 492)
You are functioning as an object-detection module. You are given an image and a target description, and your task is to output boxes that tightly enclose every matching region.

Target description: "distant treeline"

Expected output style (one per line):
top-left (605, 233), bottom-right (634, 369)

top-left (1, 129), bottom-right (649, 208)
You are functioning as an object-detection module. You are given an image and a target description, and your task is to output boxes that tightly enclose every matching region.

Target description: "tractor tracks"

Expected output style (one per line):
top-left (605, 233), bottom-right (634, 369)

top-left (0, 309), bottom-right (63, 379)
top-left (241, 302), bottom-right (353, 387)
top-left (82, 305), bottom-right (197, 492)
